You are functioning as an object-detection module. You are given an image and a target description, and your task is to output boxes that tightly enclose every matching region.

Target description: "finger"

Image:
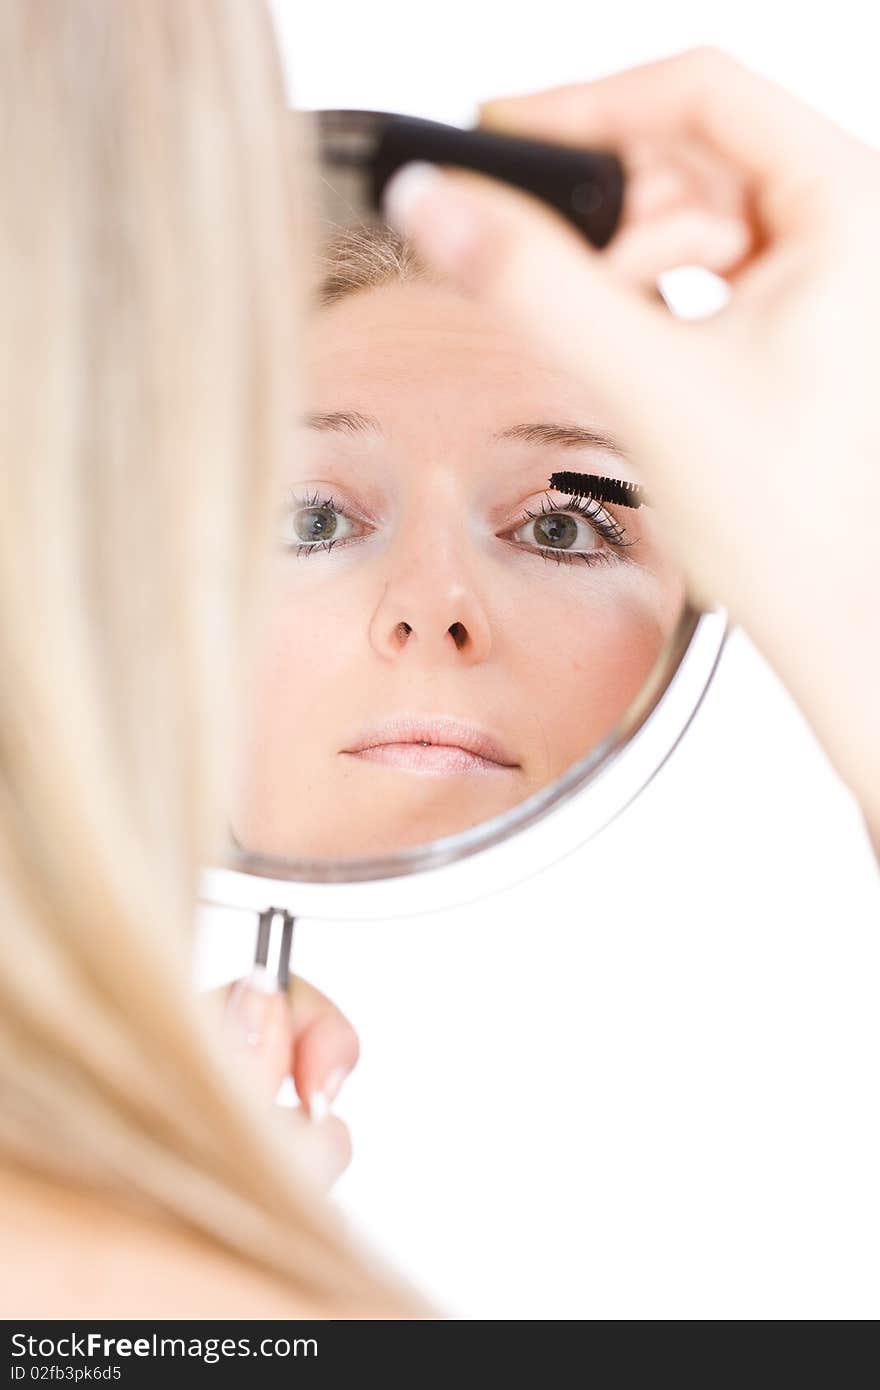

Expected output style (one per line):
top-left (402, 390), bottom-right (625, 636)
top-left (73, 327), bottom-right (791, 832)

top-left (623, 136), bottom-right (754, 238)
top-left (620, 142), bottom-right (759, 273)
top-left (222, 973), bottom-right (292, 1102)
top-left (479, 47), bottom-right (847, 224)
top-left (286, 973), bottom-right (349, 1038)
top-left (284, 1108), bottom-right (353, 1192)
top-left (292, 1010), bottom-right (360, 1119)
top-left (623, 161), bottom-right (693, 222)
top-left (669, 135), bottom-right (753, 225)
top-left (286, 975), bottom-right (360, 1117)
top-left (607, 208), bottom-right (753, 282)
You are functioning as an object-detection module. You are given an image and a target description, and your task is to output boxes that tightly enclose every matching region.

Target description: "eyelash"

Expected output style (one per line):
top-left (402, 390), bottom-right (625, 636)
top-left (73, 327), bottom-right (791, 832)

top-left (509, 493), bottom-right (632, 566)
top-left (286, 490), bottom-right (633, 564)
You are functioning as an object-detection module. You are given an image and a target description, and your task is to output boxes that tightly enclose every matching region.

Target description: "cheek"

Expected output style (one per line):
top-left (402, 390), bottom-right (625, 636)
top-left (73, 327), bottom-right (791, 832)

top-left (256, 567), bottom-right (364, 689)
top-left (238, 571), bottom-right (365, 841)
top-left (567, 595), bottom-right (666, 683)
top-left (498, 577), bottom-right (671, 774)
top-left (242, 569), bottom-right (371, 776)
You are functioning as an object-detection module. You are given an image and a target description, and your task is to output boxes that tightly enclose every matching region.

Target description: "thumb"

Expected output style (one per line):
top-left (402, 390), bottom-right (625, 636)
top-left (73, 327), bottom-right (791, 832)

top-left (382, 161), bottom-right (696, 441)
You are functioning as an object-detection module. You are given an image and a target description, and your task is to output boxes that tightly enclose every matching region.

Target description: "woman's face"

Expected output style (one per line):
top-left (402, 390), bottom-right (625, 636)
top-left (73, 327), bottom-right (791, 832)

top-left (235, 281), bottom-right (684, 859)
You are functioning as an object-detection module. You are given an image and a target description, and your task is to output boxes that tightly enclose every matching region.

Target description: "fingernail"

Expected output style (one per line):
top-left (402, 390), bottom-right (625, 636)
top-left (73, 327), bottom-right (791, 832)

top-left (307, 1089), bottom-right (330, 1124)
top-left (306, 1067), bottom-right (349, 1125)
top-left (382, 162), bottom-right (481, 271)
top-left (382, 161), bottom-right (442, 235)
top-left (224, 966), bottom-right (278, 1050)
top-left (324, 1066), bottom-right (349, 1104)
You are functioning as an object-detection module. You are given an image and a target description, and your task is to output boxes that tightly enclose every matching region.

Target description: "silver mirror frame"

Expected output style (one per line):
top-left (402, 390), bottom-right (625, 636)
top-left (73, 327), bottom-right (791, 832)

top-left (198, 604), bottom-right (726, 925)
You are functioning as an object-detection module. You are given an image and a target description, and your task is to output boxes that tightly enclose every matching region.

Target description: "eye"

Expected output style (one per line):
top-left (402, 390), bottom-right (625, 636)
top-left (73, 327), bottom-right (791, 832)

top-left (280, 492), bottom-right (365, 555)
top-left (512, 510), bottom-right (600, 553)
top-left (505, 494), bottom-right (629, 563)
top-left (292, 502), bottom-right (351, 545)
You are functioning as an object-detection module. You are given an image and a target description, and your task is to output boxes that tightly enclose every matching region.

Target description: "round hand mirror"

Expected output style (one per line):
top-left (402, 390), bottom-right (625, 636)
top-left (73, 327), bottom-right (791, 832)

top-left (197, 113), bottom-right (728, 972)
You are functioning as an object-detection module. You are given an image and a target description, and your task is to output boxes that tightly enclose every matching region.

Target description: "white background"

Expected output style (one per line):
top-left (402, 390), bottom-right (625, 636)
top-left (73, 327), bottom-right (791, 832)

top-left (262, 1), bottom-right (880, 1317)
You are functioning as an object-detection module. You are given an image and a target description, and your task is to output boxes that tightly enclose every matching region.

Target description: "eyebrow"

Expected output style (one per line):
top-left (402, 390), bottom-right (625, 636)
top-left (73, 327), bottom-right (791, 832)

top-left (493, 421), bottom-right (625, 456)
top-left (304, 411), bottom-right (627, 459)
top-left (304, 410), bottom-right (383, 435)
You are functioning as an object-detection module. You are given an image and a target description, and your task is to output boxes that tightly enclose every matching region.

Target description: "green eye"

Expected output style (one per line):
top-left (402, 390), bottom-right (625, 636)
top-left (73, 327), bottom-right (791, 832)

top-left (531, 513), bottom-right (580, 549)
top-left (512, 509), bottom-right (601, 553)
top-left (280, 493), bottom-right (362, 553)
top-left (294, 504), bottom-right (340, 544)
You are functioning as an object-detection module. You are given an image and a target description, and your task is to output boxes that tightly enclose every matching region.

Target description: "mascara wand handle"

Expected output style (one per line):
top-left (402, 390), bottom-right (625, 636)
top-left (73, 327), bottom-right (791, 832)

top-left (369, 113), bottom-right (624, 251)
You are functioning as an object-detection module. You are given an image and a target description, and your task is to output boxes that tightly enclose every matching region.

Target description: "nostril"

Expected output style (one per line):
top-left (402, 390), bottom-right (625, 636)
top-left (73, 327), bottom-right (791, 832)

top-left (395, 621), bottom-right (412, 643)
top-left (448, 621), bottom-right (468, 650)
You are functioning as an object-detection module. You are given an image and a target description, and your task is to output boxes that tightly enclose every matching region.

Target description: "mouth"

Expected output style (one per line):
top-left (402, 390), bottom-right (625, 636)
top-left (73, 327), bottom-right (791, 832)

top-left (341, 716), bottom-right (520, 776)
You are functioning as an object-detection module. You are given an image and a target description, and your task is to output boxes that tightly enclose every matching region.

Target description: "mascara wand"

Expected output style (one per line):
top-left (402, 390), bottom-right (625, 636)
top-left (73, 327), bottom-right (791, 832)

top-left (550, 471), bottom-right (649, 510)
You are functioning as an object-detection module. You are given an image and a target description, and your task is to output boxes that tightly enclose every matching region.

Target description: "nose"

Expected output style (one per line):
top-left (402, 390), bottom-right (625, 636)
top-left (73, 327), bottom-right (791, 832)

top-left (368, 567), bottom-right (492, 666)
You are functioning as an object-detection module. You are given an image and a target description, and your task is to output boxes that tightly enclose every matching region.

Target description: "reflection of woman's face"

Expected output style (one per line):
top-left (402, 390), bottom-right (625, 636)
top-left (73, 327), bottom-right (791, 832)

top-left (236, 282), bottom-right (684, 859)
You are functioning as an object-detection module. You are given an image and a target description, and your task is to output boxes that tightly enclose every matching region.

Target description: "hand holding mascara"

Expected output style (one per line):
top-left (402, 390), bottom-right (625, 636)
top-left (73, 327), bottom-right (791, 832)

top-left (385, 49), bottom-right (880, 845)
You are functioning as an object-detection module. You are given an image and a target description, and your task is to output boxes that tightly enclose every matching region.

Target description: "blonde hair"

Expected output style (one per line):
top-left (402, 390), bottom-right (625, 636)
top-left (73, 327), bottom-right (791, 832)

top-left (0, 0), bottom-right (406, 1311)
top-left (317, 221), bottom-right (440, 306)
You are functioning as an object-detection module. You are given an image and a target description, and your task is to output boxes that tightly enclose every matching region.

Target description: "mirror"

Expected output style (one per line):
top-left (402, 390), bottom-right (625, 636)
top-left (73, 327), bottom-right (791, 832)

top-left (232, 220), bottom-right (689, 866)
top-left (199, 114), bottom-right (726, 918)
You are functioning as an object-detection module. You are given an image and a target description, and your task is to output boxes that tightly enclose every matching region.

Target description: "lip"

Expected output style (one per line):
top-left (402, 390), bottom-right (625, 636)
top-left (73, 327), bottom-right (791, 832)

top-left (341, 715), bottom-right (520, 776)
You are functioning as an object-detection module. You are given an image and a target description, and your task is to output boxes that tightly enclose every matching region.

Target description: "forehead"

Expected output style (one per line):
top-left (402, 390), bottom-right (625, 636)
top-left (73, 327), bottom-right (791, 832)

top-left (307, 282), bottom-right (605, 429)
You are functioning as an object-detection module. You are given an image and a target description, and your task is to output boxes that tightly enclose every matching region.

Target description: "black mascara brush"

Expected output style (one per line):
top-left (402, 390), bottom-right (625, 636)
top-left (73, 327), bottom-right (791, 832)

top-left (550, 471), bottom-right (649, 510)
